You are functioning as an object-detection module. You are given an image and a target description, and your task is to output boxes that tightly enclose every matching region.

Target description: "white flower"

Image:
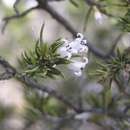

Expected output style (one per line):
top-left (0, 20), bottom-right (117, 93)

top-left (52, 64), bottom-right (56, 68)
top-left (59, 34), bottom-right (88, 55)
top-left (68, 61), bottom-right (82, 76)
top-left (57, 38), bottom-right (72, 59)
top-left (68, 57), bottom-right (88, 76)
top-left (94, 10), bottom-right (103, 24)
top-left (68, 35), bottom-right (88, 55)
top-left (79, 46), bottom-right (88, 54)
top-left (57, 46), bottom-right (72, 59)
top-left (74, 71), bottom-right (82, 76)
top-left (76, 33), bottom-right (84, 39)
top-left (70, 35), bottom-right (83, 48)
top-left (57, 33), bottom-right (89, 77)
top-left (81, 57), bottom-right (88, 64)
top-left (77, 40), bottom-right (88, 54)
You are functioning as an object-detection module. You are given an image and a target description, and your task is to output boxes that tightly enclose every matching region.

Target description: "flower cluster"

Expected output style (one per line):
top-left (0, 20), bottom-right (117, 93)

top-left (57, 33), bottom-right (88, 76)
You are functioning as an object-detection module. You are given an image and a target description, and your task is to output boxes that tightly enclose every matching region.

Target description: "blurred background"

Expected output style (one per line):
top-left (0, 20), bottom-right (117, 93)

top-left (0, 0), bottom-right (129, 130)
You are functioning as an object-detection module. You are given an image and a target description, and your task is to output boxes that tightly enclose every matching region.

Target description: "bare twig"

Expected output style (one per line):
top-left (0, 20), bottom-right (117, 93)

top-left (105, 33), bottom-right (124, 58)
top-left (86, 0), bottom-right (128, 8)
top-left (114, 78), bottom-right (130, 98)
top-left (17, 74), bottom-right (83, 113)
top-left (41, 2), bottom-right (77, 36)
top-left (39, 3), bottom-right (112, 58)
top-left (97, 8), bottom-right (115, 17)
top-left (0, 72), bottom-right (14, 80)
top-left (0, 57), bottom-right (16, 75)
top-left (39, 23), bottom-right (45, 44)
top-left (85, 0), bottom-right (104, 7)
top-left (85, 0), bottom-right (119, 17)
top-left (0, 56), bottom-right (82, 113)
top-left (2, 0), bottom-right (119, 59)
top-left (1, 1), bottom-right (130, 127)
top-left (13, 0), bottom-right (21, 15)
top-left (0, 57), bottom-right (16, 80)
top-left (2, 5), bottom-right (39, 33)
top-left (0, 57), bottom-right (130, 120)
top-left (83, 6), bottom-right (93, 33)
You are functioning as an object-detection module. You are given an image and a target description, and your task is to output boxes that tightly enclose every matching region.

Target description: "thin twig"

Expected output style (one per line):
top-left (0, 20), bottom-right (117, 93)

top-left (2, 0), bottom-right (118, 59)
top-left (85, 0), bottom-right (119, 17)
top-left (39, 23), bottom-right (45, 44)
top-left (41, 3), bottom-right (77, 36)
top-left (0, 72), bottom-right (14, 80)
top-left (2, 5), bottom-right (39, 33)
top-left (114, 78), bottom-right (130, 98)
top-left (40, 3), bottom-right (112, 58)
top-left (13, 0), bottom-right (21, 15)
top-left (85, 0), bottom-right (104, 8)
top-left (83, 6), bottom-right (93, 33)
top-left (0, 57), bottom-right (130, 120)
top-left (0, 56), bottom-right (16, 75)
top-left (97, 7), bottom-right (116, 18)
top-left (0, 0), bottom-right (130, 125)
top-left (0, 56), bottom-right (82, 113)
top-left (105, 33), bottom-right (124, 58)
top-left (17, 74), bottom-right (83, 113)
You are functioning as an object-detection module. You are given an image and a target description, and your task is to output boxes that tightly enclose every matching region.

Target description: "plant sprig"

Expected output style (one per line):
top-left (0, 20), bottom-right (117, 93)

top-left (118, 8), bottom-right (130, 32)
top-left (91, 49), bottom-right (130, 82)
top-left (19, 24), bottom-right (70, 78)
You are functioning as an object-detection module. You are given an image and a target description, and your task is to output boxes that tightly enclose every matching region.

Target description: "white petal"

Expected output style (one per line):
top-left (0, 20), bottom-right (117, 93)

top-left (68, 48), bottom-right (78, 54)
top-left (57, 46), bottom-right (66, 54)
top-left (68, 42), bottom-right (82, 55)
top-left (61, 51), bottom-right (72, 59)
top-left (74, 71), bottom-right (82, 76)
top-left (76, 33), bottom-right (84, 39)
top-left (68, 62), bottom-right (82, 71)
top-left (94, 11), bottom-right (103, 24)
top-left (80, 39), bottom-right (87, 45)
top-left (82, 57), bottom-right (88, 64)
top-left (70, 35), bottom-right (83, 47)
top-left (69, 41), bottom-right (88, 55)
top-left (57, 47), bottom-right (72, 59)
top-left (52, 64), bottom-right (56, 68)
top-left (68, 60), bottom-right (87, 72)
top-left (83, 39), bottom-right (87, 44)
top-left (78, 46), bottom-right (88, 54)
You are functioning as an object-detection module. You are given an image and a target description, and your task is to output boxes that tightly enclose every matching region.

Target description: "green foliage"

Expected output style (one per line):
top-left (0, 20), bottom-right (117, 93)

top-left (91, 49), bottom-right (130, 82)
top-left (24, 88), bottom-right (67, 121)
top-left (19, 26), bottom-right (70, 79)
top-left (3, 0), bottom-right (130, 130)
top-left (92, 0), bottom-right (130, 33)
top-left (69, 0), bottom-right (79, 7)
top-left (118, 8), bottom-right (130, 32)
top-left (43, 97), bottom-right (67, 117)
top-left (85, 86), bottom-right (130, 129)
top-left (86, 88), bottom-right (116, 112)
top-left (86, 48), bottom-right (130, 129)
top-left (24, 88), bottom-right (45, 121)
